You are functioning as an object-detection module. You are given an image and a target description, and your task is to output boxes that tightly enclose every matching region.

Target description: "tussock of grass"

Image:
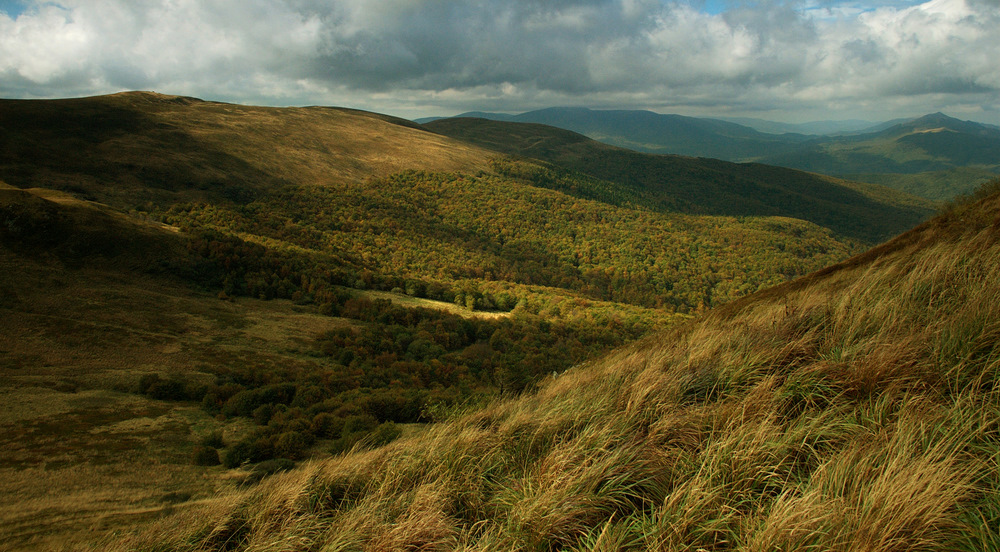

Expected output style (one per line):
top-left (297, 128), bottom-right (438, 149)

top-left (112, 185), bottom-right (1000, 550)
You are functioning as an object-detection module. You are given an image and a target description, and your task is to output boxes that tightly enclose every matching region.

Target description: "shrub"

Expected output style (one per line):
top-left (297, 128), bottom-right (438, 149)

top-left (223, 434), bottom-right (275, 468)
top-left (192, 445), bottom-right (221, 466)
top-left (148, 379), bottom-right (188, 401)
top-left (252, 404), bottom-right (275, 425)
top-left (311, 413), bottom-right (345, 439)
top-left (200, 430), bottom-right (225, 449)
top-left (274, 431), bottom-right (310, 460)
top-left (366, 421), bottom-right (402, 448)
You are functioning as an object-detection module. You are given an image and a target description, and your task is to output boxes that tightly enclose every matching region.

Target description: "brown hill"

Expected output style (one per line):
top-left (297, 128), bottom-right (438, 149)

top-left (0, 92), bottom-right (493, 208)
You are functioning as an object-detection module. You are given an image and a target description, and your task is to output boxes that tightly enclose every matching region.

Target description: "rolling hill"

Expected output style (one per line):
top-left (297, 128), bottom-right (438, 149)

top-left (107, 178), bottom-right (1000, 551)
top-left (432, 106), bottom-right (812, 160)
top-left (0, 91), bottom-right (493, 209)
top-left (760, 112), bottom-right (1000, 175)
top-left (427, 108), bottom-right (1000, 202)
top-left (423, 117), bottom-right (934, 242)
top-left (760, 113), bottom-right (1000, 201)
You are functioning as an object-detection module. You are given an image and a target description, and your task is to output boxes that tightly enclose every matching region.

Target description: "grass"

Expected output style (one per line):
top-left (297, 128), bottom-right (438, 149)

top-left (106, 183), bottom-right (1000, 551)
top-left (357, 289), bottom-right (512, 320)
top-left (0, 228), bottom-right (357, 550)
top-left (0, 93), bottom-right (493, 212)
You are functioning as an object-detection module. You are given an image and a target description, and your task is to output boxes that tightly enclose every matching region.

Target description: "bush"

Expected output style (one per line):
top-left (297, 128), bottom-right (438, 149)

top-left (137, 372), bottom-right (200, 401)
top-left (222, 383), bottom-right (298, 418)
top-left (310, 413), bottom-right (345, 439)
top-left (329, 419), bottom-right (401, 455)
top-left (136, 373), bottom-right (161, 394)
top-left (274, 430), bottom-right (310, 460)
top-left (367, 421), bottom-right (402, 448)
top-left (223, 434), bottom-right (275, 468)
top-left (200, 430), bottom-right (225, 449)
top-left (252, 404), bottom-right (275, 425)
top-left (342, 414), bottom-right (378, 435)
top-left (192, 445), bottom-right (221, 466)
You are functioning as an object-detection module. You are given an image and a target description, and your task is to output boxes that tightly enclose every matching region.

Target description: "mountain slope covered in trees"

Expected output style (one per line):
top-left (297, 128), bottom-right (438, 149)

top-left (426, 108), bottom-right (999, 202)
top-left (424, 117), bottom-right (933, 242)
top-left (761, 112), bottom-right (1000, 175)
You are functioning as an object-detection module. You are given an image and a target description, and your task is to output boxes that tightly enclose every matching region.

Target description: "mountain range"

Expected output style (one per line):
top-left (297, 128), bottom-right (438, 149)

top-left (422, 116), bottom-right (932, 243)
top-left (422, 108), bottom-right (1000, 201)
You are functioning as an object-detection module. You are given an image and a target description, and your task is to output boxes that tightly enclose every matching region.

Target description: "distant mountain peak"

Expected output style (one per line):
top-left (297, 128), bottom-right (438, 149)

top-left (886, 112), bottom-right (996, 137)
top-left (913, 112), bottom-right (957, 124)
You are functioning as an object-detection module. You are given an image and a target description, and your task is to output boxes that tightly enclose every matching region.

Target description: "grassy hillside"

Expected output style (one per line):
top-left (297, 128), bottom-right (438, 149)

top-left (425, 117), bottom-right (934, 242)
top-left (112, 179), bottom-right (1000, 552)
top-left (0, 92), bottom-right (492, 209)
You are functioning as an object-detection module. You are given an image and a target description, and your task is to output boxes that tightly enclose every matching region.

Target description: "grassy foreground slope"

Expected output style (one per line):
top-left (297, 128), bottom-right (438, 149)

top-left (116, 181), bottom-right (1000, 551)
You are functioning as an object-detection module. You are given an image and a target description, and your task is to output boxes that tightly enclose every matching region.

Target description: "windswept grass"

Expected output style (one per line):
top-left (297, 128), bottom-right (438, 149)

top-left (110, 185), bottom-right (1000, 551)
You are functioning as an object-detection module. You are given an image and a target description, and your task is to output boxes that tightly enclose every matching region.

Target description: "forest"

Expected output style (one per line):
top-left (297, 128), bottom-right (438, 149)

top-left (140, 159), bottom-right (865, 465)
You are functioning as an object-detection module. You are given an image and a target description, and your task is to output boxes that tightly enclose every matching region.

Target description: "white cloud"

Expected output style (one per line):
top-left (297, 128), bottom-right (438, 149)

top-left (0, 0), bottom-right (996, 122)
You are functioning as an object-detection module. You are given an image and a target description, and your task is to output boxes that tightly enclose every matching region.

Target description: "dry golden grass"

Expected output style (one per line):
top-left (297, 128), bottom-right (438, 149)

top-left (107, 185), bottom-right (1000, 551)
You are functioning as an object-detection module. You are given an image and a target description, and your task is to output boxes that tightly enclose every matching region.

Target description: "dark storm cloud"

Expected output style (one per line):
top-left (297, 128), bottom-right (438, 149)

top-left (0, 0), bottom-right (997, 121)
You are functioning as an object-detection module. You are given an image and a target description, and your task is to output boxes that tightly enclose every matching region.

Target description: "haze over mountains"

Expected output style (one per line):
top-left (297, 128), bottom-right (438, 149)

top-left (422, 108), bottom-right (1000, 201)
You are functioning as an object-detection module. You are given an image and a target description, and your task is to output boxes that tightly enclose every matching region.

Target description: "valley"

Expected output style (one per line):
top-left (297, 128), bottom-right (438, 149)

top-left (1, 92), bottom-right (993, 550)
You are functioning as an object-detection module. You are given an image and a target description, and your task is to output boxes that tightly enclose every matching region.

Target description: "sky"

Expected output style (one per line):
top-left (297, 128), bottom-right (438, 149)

top-left (1, 0), bottom-right (998, 124)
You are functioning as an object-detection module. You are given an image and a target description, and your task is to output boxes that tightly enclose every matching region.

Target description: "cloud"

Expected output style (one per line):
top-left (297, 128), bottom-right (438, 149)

top-left (0, 0), bottom-right (997, 121)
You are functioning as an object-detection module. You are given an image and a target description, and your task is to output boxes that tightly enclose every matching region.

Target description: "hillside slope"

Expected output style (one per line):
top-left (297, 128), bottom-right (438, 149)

top-left (425, 117), bottom-right (934, 242)
top-left (502, 107), bottom-right (811, 159)
top-left (0, 92), bottom-right (931, 244)
top-left (428, 109), bottom-right (999, 203)
top-left (0, 92), bottom-right (493, 208)
top-left (761, 112), bottom-right (1000, 176)
top-left (113, 179), bottom-right (1000, 551)
top-left (0, 92), bottom-right (877, 314)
